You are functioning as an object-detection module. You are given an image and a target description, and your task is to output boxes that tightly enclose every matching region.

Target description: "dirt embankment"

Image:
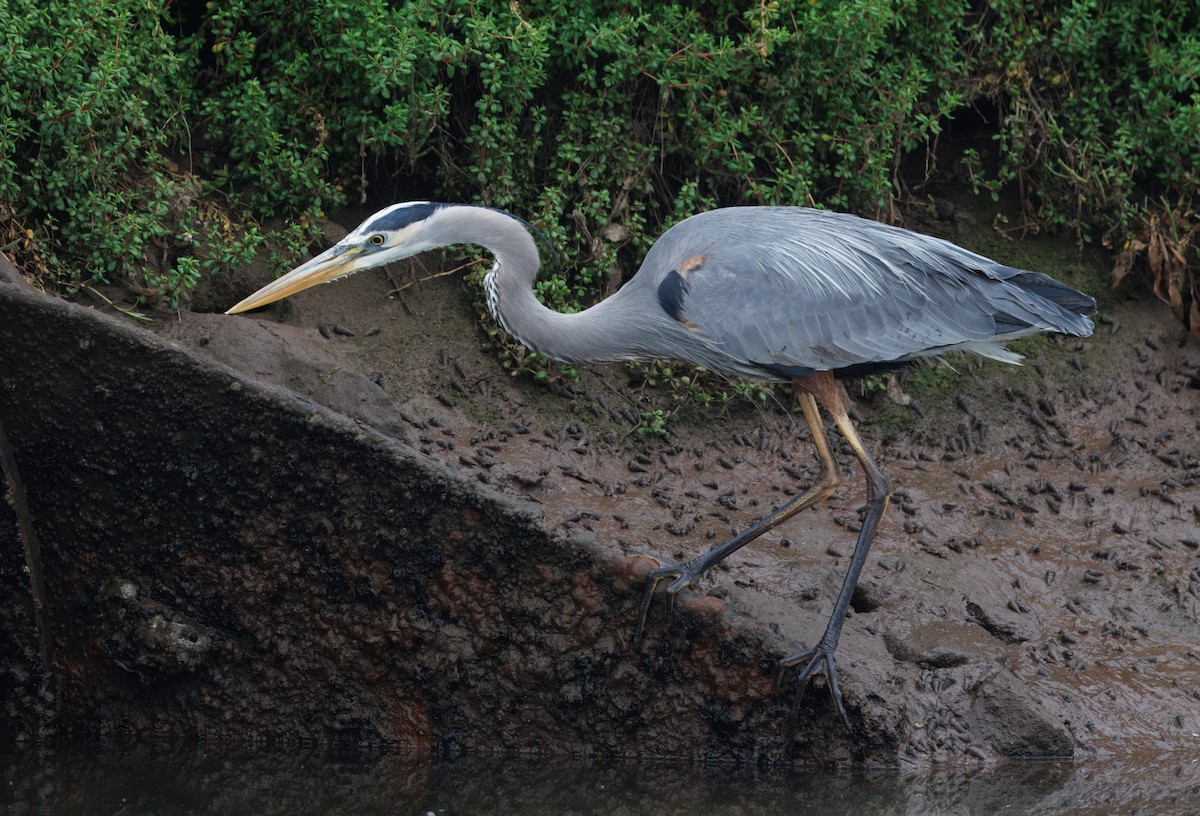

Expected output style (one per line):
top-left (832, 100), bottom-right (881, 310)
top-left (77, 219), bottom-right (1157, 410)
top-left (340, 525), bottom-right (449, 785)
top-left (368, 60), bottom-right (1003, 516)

top-left (2, 203), bottom-right (1198, 770)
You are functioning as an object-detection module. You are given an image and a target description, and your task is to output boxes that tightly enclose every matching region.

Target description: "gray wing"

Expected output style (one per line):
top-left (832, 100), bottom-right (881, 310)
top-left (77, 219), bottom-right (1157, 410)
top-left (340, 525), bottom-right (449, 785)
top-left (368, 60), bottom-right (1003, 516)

top-left (642, 207), bottom-right (1094, 379)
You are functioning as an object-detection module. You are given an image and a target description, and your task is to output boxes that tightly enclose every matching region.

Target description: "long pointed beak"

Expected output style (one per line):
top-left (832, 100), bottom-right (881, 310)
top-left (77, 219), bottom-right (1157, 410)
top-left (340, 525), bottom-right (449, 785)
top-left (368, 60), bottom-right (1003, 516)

top-left (226, 243), bottom-right (362, 314)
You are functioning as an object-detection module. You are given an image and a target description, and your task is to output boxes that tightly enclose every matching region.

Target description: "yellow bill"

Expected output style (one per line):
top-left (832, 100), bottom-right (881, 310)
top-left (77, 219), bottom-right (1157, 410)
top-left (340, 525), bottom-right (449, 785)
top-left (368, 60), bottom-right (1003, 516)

top-left (225, 243), bottom-right (362, 314)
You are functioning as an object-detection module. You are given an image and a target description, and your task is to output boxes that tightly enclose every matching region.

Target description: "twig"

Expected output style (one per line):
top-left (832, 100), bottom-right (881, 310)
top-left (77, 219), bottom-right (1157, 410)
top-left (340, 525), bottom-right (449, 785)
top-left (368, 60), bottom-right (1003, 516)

top-left (82, 285), bottom-right (152, 322)
top-left (386, 258), bottom-right (482, 294)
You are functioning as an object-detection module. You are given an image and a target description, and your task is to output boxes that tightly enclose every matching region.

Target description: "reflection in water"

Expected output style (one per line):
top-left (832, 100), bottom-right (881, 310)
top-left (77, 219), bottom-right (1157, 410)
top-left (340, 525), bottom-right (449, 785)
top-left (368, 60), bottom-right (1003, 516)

top-left (2, 744), bottom-right (1198, 815)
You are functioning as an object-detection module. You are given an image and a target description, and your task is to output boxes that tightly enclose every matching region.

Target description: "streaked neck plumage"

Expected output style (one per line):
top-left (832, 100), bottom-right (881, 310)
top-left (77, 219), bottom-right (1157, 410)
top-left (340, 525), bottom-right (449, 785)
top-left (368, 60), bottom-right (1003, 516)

top-left (431, 205), bottom-right (645, 365)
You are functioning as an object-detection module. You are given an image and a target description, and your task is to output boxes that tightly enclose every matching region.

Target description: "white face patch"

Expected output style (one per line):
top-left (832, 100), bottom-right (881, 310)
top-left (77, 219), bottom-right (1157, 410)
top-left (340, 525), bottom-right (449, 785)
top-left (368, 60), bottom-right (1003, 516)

top-left (338, 201), bottom-right (443, 264)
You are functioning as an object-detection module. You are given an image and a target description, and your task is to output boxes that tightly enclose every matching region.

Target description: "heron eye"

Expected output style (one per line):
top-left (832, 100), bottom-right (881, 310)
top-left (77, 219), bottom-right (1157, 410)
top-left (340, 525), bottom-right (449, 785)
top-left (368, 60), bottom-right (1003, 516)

top-left (369, 233), bottom-right (385, 246)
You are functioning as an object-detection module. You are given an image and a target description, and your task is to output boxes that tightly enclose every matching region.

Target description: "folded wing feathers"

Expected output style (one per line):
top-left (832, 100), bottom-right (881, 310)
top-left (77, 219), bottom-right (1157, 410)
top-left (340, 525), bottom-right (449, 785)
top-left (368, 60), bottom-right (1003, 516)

top-left (651, 208), bottom-right (1093, 377)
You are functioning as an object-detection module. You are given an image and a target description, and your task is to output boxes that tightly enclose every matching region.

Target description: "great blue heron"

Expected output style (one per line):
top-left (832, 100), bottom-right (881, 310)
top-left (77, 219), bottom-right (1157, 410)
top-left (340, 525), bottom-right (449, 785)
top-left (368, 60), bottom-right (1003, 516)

top-left (227, 202), bottom-right (1096, 729)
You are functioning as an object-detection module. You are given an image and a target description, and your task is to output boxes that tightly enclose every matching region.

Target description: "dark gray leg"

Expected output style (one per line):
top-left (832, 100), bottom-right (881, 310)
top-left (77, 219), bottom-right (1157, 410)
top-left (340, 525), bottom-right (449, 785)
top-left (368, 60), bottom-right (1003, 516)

top-left (780, 378), bottom-right (891, 731)
top-left (632, 387), bottom-right (839, 649)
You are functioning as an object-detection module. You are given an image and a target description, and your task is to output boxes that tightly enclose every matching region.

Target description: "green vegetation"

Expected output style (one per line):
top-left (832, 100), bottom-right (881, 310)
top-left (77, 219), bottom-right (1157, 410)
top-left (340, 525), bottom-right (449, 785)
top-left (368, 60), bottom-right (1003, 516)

top-left (636, 409), bottom-right (669, 439)
top-left (2, 0), bottom-right (1196, 331)
top-left (0, 3), bottom-right (311, 307)
top-left (978, 1), bottom-right (1199, 242)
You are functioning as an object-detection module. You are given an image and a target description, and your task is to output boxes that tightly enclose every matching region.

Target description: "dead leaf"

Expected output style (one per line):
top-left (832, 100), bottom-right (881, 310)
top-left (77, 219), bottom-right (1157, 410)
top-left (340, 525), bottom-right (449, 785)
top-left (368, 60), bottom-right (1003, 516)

top-left (1115, 209), bottom-right (1197, 337)
top-left (1110, 239), bottom-right (1145, 288)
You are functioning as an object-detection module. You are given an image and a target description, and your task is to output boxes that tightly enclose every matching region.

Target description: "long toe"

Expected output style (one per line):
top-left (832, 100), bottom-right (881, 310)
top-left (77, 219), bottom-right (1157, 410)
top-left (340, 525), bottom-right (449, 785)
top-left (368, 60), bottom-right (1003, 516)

top-left (629, 558), bottom-right (705, 650)
top-left (780, 647), bottom-right (852, 733)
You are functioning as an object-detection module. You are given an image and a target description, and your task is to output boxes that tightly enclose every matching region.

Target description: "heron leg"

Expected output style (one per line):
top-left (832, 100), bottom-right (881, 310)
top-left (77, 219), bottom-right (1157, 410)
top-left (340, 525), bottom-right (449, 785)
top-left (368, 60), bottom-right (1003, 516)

top-left (631, 388), bottom-right (841, 650)
top-left (780, 375), bottom-right (891, 731)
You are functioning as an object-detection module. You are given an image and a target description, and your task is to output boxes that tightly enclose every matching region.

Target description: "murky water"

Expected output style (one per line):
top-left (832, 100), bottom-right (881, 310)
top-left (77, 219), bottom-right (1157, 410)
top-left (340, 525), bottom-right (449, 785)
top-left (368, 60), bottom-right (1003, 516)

top-left (3, 744), bottom-right (1198, 815)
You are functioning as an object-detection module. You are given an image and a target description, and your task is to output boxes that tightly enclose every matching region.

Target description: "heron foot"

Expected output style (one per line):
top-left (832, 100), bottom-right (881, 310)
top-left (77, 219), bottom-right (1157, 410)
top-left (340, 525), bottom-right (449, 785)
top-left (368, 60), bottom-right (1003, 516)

top-left (629, 554), bottom-right (707, 652)
top-left (778, 642), bottom-right (853, 734)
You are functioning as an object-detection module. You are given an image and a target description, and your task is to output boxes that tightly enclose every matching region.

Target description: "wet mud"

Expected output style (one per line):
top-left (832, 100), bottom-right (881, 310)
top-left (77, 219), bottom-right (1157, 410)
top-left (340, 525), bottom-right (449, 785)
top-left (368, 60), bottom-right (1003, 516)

top-left (1, 213), bottom-right (1198, 770)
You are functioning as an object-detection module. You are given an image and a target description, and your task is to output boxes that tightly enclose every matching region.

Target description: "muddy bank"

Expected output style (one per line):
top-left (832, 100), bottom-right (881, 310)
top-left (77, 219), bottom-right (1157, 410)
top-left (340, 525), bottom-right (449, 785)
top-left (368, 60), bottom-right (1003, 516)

top-left (0, 276), bottom-right (813, 761)
top-left (2, 219), bottom-right (1199, 766)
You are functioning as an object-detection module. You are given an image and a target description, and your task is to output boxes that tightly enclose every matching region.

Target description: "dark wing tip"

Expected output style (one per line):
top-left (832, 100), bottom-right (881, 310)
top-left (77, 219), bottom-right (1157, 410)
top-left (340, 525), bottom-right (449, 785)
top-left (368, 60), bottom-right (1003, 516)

top-left (1010, 271), bottom-right (1097, 317)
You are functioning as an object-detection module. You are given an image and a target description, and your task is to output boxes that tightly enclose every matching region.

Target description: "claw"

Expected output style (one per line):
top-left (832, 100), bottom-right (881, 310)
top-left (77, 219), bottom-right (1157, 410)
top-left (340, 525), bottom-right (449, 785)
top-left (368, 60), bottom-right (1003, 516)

top-left (630, 570), bottom-right (669, 651)
top-left (779, 645), bottom-right (852, 734)
top-left (628, 555), bottom-right (702, 651)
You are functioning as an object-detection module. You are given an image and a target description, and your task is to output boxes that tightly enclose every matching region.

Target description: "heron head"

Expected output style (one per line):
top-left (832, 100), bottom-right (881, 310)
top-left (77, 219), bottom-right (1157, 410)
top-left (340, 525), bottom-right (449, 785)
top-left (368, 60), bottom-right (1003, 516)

top-left (225, 202), bottom-right (443, 314)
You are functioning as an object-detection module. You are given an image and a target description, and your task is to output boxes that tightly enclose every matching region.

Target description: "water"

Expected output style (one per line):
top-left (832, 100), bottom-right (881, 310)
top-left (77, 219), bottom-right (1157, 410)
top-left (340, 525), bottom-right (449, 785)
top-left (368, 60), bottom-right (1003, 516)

top-left (3, 744), bottom-right (1198, 815)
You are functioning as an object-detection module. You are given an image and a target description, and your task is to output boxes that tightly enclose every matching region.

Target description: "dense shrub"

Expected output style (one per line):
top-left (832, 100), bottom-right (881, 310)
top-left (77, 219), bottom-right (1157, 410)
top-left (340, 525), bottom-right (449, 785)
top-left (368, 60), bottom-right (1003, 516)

top-left (190, 0), bottom-right (973, 313)
top-left (0, 2), bottom-right (297, 309)
top-left (977, 0), bottom-right (1200, 338)
top-left (1, 0), bottom-right (1196, 328)
top-left (975, 0), bottom-right (1199, 240)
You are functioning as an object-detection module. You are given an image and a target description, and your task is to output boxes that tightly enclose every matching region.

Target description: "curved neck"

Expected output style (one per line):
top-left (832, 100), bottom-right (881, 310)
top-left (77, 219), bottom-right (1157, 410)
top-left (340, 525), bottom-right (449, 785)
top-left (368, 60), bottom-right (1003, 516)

top-left (435, 206), bottom-right (644, 365)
